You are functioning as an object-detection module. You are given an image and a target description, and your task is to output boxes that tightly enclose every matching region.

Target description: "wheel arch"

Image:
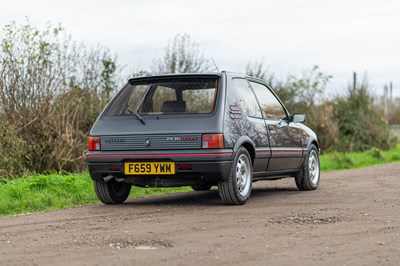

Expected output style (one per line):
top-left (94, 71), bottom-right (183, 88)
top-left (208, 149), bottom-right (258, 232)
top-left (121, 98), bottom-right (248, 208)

top-left (310, 139), bottom-right (320, 154)
top-left (232, 136), bottom-right (256, 165)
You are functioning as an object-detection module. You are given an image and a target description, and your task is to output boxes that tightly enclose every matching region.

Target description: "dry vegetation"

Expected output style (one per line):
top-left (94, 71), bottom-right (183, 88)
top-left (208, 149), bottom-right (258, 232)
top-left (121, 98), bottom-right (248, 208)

top-left (0, 21), bottom-right (398, 179)
top-left (0, 20), bottom-right (116, 178)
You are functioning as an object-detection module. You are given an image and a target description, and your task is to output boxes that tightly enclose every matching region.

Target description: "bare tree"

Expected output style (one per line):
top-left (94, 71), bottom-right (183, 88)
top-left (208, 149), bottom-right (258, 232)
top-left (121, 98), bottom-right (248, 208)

top-left (152, 33), bottom-right (210, 74)
top-left (245, 59), bottom-right (267, 79)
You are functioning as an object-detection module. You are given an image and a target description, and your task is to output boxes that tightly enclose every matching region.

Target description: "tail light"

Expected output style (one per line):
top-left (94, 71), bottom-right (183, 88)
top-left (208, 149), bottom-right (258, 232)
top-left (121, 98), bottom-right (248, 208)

top-left (88, 136), bottom-right (101, 151)
top-left (202, 134), bottom-right (224, 149)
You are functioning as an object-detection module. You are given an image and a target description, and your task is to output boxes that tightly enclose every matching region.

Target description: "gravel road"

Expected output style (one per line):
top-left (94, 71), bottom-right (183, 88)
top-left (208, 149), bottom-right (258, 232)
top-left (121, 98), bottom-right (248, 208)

top-left (1, 163), bottom-right (399, 266)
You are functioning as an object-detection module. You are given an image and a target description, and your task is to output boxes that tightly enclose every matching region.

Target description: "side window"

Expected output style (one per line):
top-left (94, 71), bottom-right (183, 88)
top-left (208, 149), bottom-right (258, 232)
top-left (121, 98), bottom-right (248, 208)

top-left (249, 82), bottom-right (287, 120)
top-left (233, 78), bottom-right (262, 118)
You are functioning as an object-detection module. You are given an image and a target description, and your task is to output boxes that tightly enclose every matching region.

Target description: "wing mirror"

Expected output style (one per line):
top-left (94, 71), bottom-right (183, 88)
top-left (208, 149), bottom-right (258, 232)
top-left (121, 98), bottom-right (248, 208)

top-left (291, 114), bottom-right (306, 123)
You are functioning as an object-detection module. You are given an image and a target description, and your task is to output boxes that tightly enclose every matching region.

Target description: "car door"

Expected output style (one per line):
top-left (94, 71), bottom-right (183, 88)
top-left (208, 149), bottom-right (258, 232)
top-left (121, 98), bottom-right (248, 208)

top-left (248, 81), bottom-right (303, 171)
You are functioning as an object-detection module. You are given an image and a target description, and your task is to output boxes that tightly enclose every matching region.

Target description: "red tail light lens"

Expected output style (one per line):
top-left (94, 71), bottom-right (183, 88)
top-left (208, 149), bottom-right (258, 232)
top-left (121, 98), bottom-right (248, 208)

top-left (88, 136), bottom-right (101, 151)
top-left (202, 134), bottom-right (224, 149)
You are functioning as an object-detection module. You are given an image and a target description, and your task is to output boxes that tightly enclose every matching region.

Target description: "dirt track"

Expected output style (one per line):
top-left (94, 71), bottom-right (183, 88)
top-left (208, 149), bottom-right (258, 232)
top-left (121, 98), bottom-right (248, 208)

top-left (1, 163), bottom-right (399, 266)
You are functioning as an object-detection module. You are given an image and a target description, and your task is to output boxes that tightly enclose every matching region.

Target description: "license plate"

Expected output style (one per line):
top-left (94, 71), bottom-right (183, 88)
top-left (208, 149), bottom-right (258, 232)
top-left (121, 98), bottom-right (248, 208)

top-left (124, 162), bottom-right (175, 175)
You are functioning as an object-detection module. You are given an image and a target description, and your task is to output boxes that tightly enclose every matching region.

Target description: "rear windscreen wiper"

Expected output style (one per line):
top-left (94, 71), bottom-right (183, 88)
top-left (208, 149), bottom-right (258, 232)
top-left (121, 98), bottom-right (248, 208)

top-left (135, 112), bottom-right (145, 125)
top-left (133, 85), bottom-right (152, 125)
top-left (125, 106), bottom-right (146, 125)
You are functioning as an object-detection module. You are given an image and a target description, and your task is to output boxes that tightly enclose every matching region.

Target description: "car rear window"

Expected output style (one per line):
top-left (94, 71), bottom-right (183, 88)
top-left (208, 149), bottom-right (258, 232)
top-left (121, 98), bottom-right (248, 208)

top-left (104, 78), bottom-right (219, 116)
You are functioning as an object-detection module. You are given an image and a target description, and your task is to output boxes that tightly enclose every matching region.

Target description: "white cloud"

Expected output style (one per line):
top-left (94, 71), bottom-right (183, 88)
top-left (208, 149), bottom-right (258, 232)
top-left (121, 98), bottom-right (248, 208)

top-left (0, 0), bottom-right (399, 95)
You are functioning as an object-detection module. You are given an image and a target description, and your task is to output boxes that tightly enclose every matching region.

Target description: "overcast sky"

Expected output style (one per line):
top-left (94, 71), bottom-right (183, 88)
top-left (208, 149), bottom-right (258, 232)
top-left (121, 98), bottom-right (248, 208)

top-left (1, 0), bottom-right (399, 96)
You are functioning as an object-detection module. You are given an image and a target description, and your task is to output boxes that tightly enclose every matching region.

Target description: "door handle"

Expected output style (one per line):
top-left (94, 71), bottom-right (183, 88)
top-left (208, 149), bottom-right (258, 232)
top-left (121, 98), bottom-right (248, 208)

top-left (277, 120), bottom-right (285, 128)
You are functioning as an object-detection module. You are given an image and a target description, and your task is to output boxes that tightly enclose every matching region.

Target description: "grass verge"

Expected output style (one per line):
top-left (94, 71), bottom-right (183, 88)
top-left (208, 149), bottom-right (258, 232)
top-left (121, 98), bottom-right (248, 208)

top-left (1, 144), bottom-right (399, 217)
top-left (320, 144), bottom-right (400, 171)
top-left (0, 173), bottom-right (189, 217)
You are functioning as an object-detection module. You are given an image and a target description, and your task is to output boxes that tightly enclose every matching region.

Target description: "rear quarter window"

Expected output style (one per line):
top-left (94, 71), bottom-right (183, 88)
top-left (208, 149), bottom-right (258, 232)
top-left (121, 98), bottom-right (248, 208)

top-left (232, 78), bottom-right (262, 119)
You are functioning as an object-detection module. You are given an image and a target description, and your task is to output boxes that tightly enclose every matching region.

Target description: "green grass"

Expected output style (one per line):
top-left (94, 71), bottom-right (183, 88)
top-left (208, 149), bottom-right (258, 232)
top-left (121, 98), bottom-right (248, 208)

top-left (0, 173), bottom-right (189, 217)
top-left (1, 144), bottom-right (399, 217)
top-left (320, 144), bottom-right (400, 171)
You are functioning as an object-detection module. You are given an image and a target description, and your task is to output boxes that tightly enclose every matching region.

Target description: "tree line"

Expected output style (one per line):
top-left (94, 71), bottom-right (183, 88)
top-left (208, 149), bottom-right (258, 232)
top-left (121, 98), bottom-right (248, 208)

top-left (0, 21), bottom-right (397, 178)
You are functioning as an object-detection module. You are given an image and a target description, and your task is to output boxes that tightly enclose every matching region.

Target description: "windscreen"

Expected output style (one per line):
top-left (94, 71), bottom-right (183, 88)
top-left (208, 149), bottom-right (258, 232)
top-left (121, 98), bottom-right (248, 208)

top-left (105, 78), bottom-right (219, 116)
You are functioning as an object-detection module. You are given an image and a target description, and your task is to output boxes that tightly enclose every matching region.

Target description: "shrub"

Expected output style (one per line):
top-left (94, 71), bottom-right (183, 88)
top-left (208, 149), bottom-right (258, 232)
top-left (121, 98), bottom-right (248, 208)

top-left (272, 66), bottom-right (338, 152)
top-left (367, 148), bottom-right (384, 160)
top-left (0, 19), bottom-right (119, 177)
top-left (0, 115), bottom-right (29, 178)
top-left (334, 85), bottom-right (392, 152)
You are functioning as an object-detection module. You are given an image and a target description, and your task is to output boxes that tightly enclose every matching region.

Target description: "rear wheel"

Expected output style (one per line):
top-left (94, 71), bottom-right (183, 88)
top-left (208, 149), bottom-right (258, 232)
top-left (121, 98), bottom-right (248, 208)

top-left (94, 179), bottom-right (131, 204)
top-left (218, 147), bottom-right (253, 205)
top-left (295, 144), bottom-right (320, 190)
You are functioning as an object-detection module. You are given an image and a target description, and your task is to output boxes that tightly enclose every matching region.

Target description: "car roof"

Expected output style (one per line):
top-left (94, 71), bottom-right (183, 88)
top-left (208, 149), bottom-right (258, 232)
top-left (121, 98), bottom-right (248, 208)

top-left (128, 73), bottom-right (223, 84)
top-left (127, 71), bottom-right (267, 86)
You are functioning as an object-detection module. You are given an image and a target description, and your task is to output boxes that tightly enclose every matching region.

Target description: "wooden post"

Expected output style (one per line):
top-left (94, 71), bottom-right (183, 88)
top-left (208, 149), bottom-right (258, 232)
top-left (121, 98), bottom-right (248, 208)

top-left (384, 84), bottom-right (388, 117)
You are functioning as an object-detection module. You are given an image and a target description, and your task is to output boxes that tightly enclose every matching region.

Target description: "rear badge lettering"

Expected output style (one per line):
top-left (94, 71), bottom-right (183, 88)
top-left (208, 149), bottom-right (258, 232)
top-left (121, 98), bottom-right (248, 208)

top-left (105, 138), bottom-right (126, 143)
top-left (166, 137), bottom-right (182, 141)
top-left (166, 136), bottom-right (197, 141)
top-left (182, 136), bottom-right (198, 141)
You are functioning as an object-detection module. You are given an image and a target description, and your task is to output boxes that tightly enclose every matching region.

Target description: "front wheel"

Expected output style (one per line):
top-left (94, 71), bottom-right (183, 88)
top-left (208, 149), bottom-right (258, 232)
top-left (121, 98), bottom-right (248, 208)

top-left (94, 179), bottom-right (131, 204)
top-left (218, 147), bottom-right (253, 205)
top-left (295, 144), bottom-right (320, 190)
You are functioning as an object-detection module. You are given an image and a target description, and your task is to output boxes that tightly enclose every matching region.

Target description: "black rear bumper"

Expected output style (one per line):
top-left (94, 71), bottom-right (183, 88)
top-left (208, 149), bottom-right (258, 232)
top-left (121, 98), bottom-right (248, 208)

top-left (86, 149), bottom-right (234, 186)
top-left (88, 161), bottom-right (232, 185)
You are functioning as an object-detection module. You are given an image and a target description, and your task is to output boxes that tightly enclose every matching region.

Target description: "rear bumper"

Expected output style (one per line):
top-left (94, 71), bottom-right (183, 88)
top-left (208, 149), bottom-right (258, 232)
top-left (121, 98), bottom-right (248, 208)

top-left (86, 150), bottom-right (233, 183)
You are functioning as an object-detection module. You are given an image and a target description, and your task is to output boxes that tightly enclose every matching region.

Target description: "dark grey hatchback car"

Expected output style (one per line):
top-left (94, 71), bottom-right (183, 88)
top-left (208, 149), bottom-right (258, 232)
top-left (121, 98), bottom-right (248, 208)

top-left (87, 72), bottom-right (320, 205)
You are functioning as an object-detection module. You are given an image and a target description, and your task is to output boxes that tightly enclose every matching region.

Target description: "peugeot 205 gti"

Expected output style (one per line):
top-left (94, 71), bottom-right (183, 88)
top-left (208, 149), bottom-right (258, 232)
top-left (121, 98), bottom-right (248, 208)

top-left (87, 72), bottom-right (320, 205)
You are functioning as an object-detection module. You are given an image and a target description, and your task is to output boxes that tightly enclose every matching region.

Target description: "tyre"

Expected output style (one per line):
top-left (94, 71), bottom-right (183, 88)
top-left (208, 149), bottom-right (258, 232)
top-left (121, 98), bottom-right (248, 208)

top-left (94, 179), bottom-right (131, 204)
top-left (218, 147), bottom-right (253, 205)
top-left (191, 183), bottom-right (212, 191)
top-left (295, 144), bottom-right (320, 191)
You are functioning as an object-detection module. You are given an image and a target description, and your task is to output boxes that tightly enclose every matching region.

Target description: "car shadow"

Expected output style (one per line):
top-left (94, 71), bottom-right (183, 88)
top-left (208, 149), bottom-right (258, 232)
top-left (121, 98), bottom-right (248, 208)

top-left (120, 185), bottom-right (300, 207)
top-left (124, 189), bottom-right (224, 206)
